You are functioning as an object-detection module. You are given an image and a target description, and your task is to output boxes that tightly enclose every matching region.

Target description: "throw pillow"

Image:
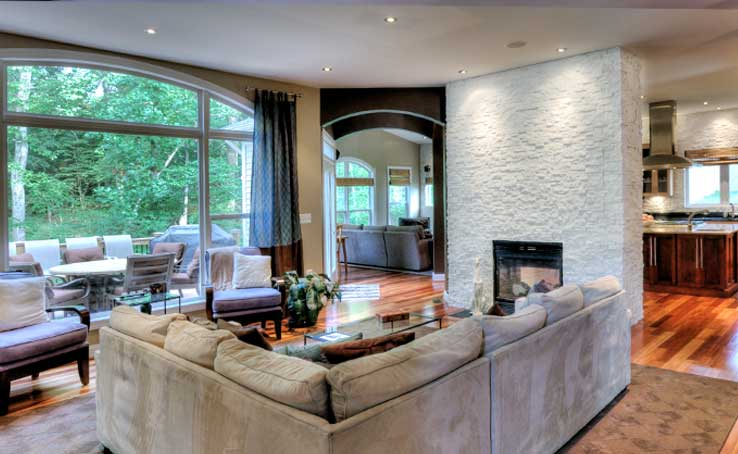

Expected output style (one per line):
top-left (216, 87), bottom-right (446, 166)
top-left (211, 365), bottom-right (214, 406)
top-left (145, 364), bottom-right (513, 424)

top-left (320, 331), bottom-right (416, 364)
top-left (0, 277), bottom-right (48, 332)
top-left (580, 275), bottom-right (622, 307)
top-left (164, 320), bottom-right (235, 369)
top-left (110, 306), bottom-right (187, 347)
top-left (216, 319), bottom-right (273, 351)
top-left (538, 284), bottom-right (584, 325)
top-left (232, 253), bottom-right (272, 289)
top-left (476, 304), bottom-right (547, 353)
top-left (277, 333), bottom-right (364, 362)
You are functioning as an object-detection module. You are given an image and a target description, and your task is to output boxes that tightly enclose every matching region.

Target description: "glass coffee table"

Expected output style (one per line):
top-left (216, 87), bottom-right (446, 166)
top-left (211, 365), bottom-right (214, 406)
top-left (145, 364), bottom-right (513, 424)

top-left (303, 313), bottom-right (442, 345)
top-left (111, 291), bottom-right (182, 315)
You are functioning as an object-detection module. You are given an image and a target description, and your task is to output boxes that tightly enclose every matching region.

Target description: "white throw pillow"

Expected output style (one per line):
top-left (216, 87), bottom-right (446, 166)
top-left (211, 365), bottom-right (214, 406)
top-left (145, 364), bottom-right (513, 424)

top-left (0, 277), bottom-right (49, 332)
top-left (580, 275), bottom-right (622, 307)
top-left (232, 253), bottom-right (272, 289)
top-left (476, 304), bottom-right (547, 354)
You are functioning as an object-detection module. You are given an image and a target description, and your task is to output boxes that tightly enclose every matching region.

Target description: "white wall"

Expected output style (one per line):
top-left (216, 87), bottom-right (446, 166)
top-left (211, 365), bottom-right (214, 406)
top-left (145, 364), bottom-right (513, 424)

top-left (446, 48), bottom-right (643, 322)
top-left (644, 108), bottom-right (738, 213)
top-left (336, 129), bottom-right (421, 225)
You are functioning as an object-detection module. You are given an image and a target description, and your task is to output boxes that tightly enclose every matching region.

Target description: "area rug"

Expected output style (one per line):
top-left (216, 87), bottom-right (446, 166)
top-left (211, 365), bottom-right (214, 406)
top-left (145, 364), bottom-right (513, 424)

top-left (558, 364), bottom-right (738, 453)
top-left (339, 283), bottom-right (381, 302)
top-left (3, 365), bottom-right (738, 453)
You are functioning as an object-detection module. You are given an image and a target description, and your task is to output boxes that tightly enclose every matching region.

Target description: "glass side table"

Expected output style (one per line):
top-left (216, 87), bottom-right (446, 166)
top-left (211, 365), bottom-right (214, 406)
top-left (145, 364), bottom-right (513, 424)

top-left (111, 291), bottom-right (182, 315)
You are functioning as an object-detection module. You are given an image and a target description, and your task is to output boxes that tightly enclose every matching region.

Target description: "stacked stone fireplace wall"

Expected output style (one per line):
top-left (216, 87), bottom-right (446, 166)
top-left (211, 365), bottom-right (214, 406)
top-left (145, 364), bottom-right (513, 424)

top-left (445, 47), bottom-right (643, 323)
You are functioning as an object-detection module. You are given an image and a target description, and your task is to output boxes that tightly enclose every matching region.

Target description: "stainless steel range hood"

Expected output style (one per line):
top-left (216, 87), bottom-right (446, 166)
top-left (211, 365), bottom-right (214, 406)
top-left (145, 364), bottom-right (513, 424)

top-left (643, 100), bottom-right (692, 170)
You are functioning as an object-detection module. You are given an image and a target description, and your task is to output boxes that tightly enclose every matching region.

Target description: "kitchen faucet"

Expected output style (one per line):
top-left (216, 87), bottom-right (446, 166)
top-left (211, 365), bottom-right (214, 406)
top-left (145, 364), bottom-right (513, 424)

top-left (688, 209), bottom-right (709, 229)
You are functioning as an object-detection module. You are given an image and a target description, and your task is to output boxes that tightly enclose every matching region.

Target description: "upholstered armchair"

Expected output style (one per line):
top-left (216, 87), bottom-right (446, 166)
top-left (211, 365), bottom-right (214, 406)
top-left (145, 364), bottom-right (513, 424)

top-left (7, 260), bottom-right (91, 309)
top-left (204, 247), bottom-right (286, 340)
top-left (0, 276), bottom-right (90, 415)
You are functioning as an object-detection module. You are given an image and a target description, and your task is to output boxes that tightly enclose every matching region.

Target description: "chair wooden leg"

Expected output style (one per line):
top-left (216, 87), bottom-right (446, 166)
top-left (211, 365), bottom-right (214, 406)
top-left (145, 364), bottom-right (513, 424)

top-left (0, 372), bottom-right (10, 416)
top-left (273, 316), bottom-right (282, 340)
top-left (260, 320), bottom-right (267, 329)
top-left (78, 348), bottom-right (90, 386)
top-left (102, 446), bottom-right (113, 454)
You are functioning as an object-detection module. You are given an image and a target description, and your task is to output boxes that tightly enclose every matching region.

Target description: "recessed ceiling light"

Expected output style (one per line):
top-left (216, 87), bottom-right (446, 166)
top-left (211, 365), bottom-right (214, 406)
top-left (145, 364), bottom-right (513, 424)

top-left (145, 28), bottom-right (157, 35)
top-left (704, 101), bottom-right (709, 105)
top-left (506, 41), bottom-right (527, 49)
top-left (384, 16), bottom-right (397, 23)
top-left (557, 47), bottom-right (567, 53)
top-left (322, 66), bottom-right (333, 72)
top-left (458, 69), bottom-right (467, 75)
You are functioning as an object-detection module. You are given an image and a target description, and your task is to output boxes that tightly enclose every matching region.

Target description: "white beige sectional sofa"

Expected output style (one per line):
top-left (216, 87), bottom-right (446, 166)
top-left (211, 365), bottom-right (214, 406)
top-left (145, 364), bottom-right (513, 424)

top-left (95, 276), bottom-right (630, 454)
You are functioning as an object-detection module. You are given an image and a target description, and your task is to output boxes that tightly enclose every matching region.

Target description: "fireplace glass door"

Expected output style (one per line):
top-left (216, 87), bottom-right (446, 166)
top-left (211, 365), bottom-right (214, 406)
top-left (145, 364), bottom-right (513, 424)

top-left (493, 241), bottom-right (563, 302)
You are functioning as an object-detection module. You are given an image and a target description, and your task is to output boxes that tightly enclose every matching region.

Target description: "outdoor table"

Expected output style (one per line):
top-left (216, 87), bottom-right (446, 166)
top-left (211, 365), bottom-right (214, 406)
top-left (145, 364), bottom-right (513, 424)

top-left (49, 258), bottom-right (127, 310)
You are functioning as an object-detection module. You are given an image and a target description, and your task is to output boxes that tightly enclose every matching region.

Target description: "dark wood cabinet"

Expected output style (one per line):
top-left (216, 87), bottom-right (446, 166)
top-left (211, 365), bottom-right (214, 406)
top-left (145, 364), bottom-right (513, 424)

top-left (644, 231), bottom-right (738, 297)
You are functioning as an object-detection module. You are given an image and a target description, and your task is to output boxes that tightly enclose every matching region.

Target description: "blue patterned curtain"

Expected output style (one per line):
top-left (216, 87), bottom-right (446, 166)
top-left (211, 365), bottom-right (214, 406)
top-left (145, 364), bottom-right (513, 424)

top-left (250, 90), bottom-right (303, 274)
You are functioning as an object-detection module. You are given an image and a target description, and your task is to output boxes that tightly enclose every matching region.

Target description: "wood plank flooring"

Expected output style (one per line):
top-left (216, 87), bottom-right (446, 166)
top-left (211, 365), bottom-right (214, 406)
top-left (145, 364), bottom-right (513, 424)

top-left (8, 272), bottom-right (738, 452)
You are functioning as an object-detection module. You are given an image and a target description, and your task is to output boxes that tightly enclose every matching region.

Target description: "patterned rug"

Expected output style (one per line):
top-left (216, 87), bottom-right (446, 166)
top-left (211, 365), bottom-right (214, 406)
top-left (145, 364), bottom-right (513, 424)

top-left (3, 365), bottom-right (738, 453)
top-left (338, 283), bottom-right (381, 302)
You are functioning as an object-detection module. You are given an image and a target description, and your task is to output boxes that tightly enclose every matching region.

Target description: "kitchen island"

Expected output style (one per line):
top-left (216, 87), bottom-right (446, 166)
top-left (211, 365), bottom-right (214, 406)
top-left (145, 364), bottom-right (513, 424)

top-left (644, 223), bottom-right (738, 297)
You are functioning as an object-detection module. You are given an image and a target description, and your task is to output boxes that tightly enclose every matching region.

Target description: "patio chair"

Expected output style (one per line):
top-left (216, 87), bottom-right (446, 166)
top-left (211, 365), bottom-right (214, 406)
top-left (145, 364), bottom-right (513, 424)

top-left (170, 247), bottom-right (200, 297)
top-left (103, 235), bottom-right (134, 259)
top-left (8, 242), bottom-right (17, 258)
top-left (204, 247), bottom-right (285, 340)
top-left (106, 253), bottom-right (175, 304)
top-left (65, 236), bottom-right (99, 250)
top-left (22, 239), bottom-right (61, 274)
top-left (6, 260), bottom-right (91, 309)
top-left (0, 275), bottom-right (90, 415)
top-left (63, 246), bottom-right (104, 264)
top-left (151, 242), bottom-right (185, 268)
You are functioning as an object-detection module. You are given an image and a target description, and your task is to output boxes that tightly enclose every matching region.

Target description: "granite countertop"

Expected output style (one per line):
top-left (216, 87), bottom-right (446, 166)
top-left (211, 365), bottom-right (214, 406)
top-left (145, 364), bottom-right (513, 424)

top-left (643, 222), bottom-right (738, 235)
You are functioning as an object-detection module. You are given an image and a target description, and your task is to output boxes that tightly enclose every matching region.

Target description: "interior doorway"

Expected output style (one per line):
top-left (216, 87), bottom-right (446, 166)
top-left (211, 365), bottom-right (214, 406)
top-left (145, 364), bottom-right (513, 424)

top-left (322, 130), bottom-right (338, 279)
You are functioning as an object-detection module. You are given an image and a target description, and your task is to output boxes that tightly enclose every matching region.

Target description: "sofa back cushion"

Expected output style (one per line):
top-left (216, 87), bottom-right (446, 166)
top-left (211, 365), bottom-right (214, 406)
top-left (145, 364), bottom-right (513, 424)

top-left (327, 318), bottom-right (483, 421)
top-left (215, 339), bottom-right (331, 419)
top-left (164, 320), bottom-right (235, 368)
top-left (529, 284), bottom-right (584, 325)
top-left (0, 277), bottom-right (48, 332)
top-left (477, 304), bottom-right (547, 354)
top-left (580, 275), bottom-right (622, 307)
top-left (342, 228), bottom-right (388, 267)
top-left (109, 306), bottom-right (186, 347)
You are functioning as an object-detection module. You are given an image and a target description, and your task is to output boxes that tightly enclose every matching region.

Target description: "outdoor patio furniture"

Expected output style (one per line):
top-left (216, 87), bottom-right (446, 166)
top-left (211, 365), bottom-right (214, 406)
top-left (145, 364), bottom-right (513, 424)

top-left (7, 260), bottom-right (92, 309)
top-left (152, 242), bottom-right (185, 268)
top-left (0, 276), bottom-right (90, 415)
top-left (23, 239), bottom-right (61, 274)
top-left (65, 236), bottom-right (99, 250)
top-left (8, 242), bottom-right (17, 257)
top-left (63, 246), bottom-right (104, 264)
top-left (204, 247), bottom-right (285, 340)
top-left (170, 247), bottom-right (200, 297)
top-left (103, 235), bottom-right (134, 259)
top-left (106, 254), bottom-right (175, 305)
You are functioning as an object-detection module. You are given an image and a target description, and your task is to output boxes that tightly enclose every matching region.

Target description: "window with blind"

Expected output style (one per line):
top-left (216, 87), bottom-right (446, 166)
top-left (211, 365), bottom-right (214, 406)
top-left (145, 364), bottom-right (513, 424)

top-left (388, 167), bottom-right (411, 225)
top-left (336, 158), bottom-right (374, 225)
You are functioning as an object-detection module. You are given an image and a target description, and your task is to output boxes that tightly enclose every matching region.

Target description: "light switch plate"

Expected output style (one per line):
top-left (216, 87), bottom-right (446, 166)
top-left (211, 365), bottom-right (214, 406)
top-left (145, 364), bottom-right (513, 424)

top-left (300, 213), bottom-right (312, 224)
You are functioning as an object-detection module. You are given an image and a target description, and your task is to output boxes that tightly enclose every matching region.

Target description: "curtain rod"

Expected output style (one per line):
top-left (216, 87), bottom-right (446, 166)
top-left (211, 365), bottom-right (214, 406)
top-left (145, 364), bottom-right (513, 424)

top-left (245, 86), bottom-right (303, 98)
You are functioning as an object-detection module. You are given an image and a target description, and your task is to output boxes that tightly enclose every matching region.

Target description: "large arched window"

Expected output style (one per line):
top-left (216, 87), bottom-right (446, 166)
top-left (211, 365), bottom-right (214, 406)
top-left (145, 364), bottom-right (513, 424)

top-left (1, 51), bottom-right (253, 311)
top-left (336, 158), bottom-right (374, 225)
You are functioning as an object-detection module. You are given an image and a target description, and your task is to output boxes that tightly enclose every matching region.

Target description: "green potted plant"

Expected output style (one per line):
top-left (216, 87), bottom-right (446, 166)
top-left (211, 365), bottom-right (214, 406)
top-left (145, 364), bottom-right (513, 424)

top-left (282, 271), bottom-right (341, 328)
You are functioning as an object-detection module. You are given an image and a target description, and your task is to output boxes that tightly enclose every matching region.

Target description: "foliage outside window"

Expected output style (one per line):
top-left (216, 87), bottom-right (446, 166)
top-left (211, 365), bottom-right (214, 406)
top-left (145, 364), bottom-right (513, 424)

top-left (684, 164), bottom-right (738, 206)
top-left (388, 167), bottom-right (411, 225)
top-left (335, 159), bottom-right (374, 225)
top-left (424, 184), bottom-right (434, 208)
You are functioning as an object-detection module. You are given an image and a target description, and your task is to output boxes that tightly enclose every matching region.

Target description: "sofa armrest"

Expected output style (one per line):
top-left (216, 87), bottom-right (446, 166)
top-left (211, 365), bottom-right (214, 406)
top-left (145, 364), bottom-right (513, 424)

top-left (46, 305), bottom-right (90, 329)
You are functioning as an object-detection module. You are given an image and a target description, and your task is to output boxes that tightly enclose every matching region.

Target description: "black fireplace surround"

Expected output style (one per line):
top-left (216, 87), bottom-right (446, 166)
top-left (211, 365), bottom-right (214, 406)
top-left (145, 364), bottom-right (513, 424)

top-left (493, 240), bottom-right (563, 303)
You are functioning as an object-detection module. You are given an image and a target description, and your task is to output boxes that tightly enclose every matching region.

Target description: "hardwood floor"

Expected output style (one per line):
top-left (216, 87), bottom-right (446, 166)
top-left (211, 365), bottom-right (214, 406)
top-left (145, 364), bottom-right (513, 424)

top-left (8, 273), bottom-right (738, 452)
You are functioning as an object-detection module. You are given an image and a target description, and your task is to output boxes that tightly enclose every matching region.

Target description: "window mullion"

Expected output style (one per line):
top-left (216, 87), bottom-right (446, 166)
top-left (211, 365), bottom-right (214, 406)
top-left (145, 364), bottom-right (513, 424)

top-left (0, 60), bottom-right (7, 269)
top-left (198, 91), bottom-right (210, 289)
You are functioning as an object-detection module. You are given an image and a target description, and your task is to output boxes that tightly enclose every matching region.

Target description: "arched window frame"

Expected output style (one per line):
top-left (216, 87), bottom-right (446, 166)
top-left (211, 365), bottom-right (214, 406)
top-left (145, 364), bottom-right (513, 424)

top-left (336, 157), bottom-right (375, 225)
top-left (0, 49), bottom-right (254, 291)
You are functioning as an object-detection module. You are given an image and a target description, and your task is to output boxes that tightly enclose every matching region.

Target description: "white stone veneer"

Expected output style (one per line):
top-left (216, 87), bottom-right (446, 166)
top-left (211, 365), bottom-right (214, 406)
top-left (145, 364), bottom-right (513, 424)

top-left (446, 48), bottom-right (644, 323)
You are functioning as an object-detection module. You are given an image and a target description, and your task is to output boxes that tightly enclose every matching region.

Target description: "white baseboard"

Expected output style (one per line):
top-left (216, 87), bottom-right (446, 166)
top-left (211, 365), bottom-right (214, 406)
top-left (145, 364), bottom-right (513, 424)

top-left (432, 273), bottom-right (445, 281)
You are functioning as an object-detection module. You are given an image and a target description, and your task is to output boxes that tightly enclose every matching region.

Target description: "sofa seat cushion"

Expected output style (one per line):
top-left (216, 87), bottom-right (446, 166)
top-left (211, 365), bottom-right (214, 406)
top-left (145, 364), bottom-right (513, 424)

top-left (580, 275), bottom-right (622, 307)
top-left (327, 318), bottom-right (483, 421)
top-left (215, 339), bottom-right (331, 419)
top-left (476, 304), bottom-right (547, 354)
top-left (51, 288), bottom-right (86, 304)
top-left (109, 306), bottom-right (187, 347)
top-left (0, 320), bottom-right (87, 364)
top-left (212, 287), bottom-right (281, 313)
top-left (164, 320), bottom-right (235, 369)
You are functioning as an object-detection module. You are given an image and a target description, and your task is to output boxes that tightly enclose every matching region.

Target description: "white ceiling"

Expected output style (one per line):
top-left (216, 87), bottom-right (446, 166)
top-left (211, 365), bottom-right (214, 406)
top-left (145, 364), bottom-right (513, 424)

top-left (384, 128), bottom-right (433, 144)
top-left (2, 2), bottom-right (738, 115)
